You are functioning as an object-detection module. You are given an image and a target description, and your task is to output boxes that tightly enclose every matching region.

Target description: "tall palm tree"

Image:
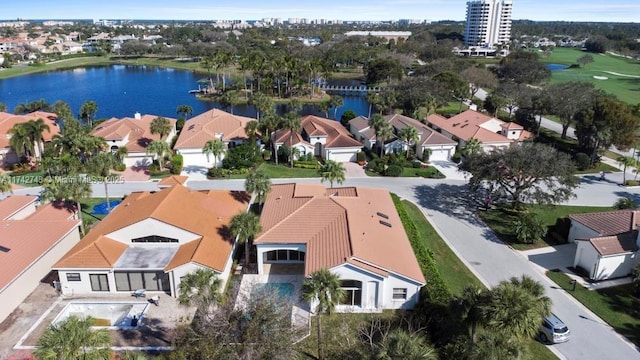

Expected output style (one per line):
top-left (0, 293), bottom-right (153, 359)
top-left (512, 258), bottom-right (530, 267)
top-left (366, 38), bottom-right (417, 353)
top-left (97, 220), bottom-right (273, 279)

top-left (79, 100), bottom-right (98, 128)
top-left (259, 112), bottom-right (282, 164)
top-left (202, 139), bottom-right (226, 168)
top-left (8, 123), bottom-right (34, 159)
top-left (244, 121), bottom-right (259, 144)
top-left (220, 91), bottom-right (240, 114)
top-left (0, 102), bottom-right (6, 112)
top-left (329, 95), bottom-right (344, 120)
top-left (53, 100), bottom-right (73, 122)
top-left (319, 160), bottom-right (345, 188)
top-left (368, 115), bottom-right (393, 158)
top-left (41, 174), bottom-right (92, 234)
top-left (375, 329), bottom-right (438, 360)
top-left (455, 285), bottom-right (489, 352)
top-left (177, 268), bottom-right (223, 319)
top-left (24, 118), bottom-right (51, 160)
top-left (88, 153), bottom-right (117, 213)
top-left (34, 315), bottom-right (111, 360)
top-left (249, 92), bottom-right (273, 122)
top-left (397, 126), bottom-right (419, 160)
top-left (229, 211), bottom-right (262, 268)
top-left (146, 140), bottom-right (171, 171)
top-left (245, 171), bottom-right (271, 211)
top-left (365, 92), bottom-right (379, 118)
top-left (0, 173), bottom-right (12, 195)
top-left (617, 155), bottom-right (636, 185)
top-left (301, 269), bottom-right (345, 360)
top-left (150, 116), bottom-right (172, 140)
top-left (282, 111), bottom-right (301, 168)
top-left (317, 101), bottom-right (330, 118)
top-left (115, 147), bottom-right (128, 164)
top-left (463, 138), bottom-right (483, 157)
top-left (176, 104), bottom-right (193, 120)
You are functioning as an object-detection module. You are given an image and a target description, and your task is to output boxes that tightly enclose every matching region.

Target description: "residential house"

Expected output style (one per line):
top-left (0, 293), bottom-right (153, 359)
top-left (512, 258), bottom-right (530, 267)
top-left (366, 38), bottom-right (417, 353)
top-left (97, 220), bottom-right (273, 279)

top-left (173, 108), bottom-right (255, 169)
top-left (53, 184), bottom-right (250, 297)
top-left (0, 196), bottom-right (81, 323)
top-left (91, 112), bottom-right (176, 167)
top-left (0, 111), bottom-right (61, 165)
top-left (568, 210), bottom-right (640, 281)
top-left (426, 110), bottom-right (532, 152)
top-left (349, 114), bottom-right (457, 161)
top-left (254, 183), bottom-right (426, 311)
top-left (273, 115), bottom-right (363, 162)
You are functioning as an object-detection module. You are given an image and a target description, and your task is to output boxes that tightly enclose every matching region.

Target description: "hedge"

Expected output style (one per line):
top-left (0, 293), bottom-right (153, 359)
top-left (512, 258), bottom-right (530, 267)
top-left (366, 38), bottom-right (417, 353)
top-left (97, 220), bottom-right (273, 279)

top-left (391, 193), bottom-right (451, 304)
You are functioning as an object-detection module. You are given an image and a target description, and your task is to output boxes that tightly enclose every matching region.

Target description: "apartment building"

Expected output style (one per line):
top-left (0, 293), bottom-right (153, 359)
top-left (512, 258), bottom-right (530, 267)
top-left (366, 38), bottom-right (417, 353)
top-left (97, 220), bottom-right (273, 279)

top-left (464, 0), bottom-right (513, 47)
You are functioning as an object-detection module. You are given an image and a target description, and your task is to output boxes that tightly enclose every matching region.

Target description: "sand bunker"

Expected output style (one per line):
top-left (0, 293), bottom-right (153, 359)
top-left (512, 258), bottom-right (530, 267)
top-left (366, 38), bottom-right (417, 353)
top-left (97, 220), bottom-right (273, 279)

top-left (593, 76), bottom-right (608, 80)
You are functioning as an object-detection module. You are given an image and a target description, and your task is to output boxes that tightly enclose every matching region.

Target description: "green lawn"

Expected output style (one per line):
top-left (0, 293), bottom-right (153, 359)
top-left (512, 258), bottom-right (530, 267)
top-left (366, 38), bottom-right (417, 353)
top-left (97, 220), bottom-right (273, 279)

top-left (542, 47), bottom-right (640, 104)
top-left (0, 56), bottom-right (114, 79)
top-left (401, 166), bottom-right (444, 178)
top-left (255, 163), bottom-right (321, 178)
top-left (546, 270), bottom-right (640, 347)
top-left (479, 205), bottom-right (612, 250)
top-left (79, 197), bottom-right (120, 229)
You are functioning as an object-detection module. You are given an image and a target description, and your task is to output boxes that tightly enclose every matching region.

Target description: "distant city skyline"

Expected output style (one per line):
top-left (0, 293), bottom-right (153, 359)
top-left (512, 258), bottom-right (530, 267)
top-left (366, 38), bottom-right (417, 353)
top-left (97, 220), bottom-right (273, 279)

top-left (2, 0), bottom-right (639, 23)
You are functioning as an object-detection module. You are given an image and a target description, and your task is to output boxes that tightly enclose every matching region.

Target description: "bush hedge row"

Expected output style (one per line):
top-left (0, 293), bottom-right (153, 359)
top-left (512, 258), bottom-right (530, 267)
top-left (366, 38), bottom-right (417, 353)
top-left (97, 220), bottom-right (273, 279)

top-left (391, 193), bottom-right (451, 304)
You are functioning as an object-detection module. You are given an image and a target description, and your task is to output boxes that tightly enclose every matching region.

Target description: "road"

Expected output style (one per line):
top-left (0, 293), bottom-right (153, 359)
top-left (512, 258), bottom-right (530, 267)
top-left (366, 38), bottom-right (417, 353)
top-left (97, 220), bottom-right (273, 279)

top-left (9, 174), bottom-right (634, 359)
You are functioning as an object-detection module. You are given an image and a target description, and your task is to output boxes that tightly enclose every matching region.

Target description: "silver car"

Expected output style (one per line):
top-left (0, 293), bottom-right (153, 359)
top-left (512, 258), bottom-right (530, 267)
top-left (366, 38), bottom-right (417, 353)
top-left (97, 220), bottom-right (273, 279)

top-left (539, 313), bottom-right (571, 344)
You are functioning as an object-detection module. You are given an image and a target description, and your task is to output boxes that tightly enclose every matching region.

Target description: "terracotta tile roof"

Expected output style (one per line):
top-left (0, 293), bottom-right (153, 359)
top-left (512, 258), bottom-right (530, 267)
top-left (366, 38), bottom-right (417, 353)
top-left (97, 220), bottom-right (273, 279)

top-left (173, 109), bottom-right (255, 149)
top-left (26, 201), bottom-right (77, 221)
top-left (0, 111), bottom-right (60, 149)
top-left (255, 183), bottom-right (425, 284)
top-left (384, 114), bottom-right (456, 146)
top-left (54, 185), bottom-right (250, 272)
top-left (426, 110), bottom-right (521, 144)
top-left (157, 175), bottom-right (189, 187)
top-left (0, 196), bottom-right (37, 220)
top-left (348, 116), bottom-right (370, 132)
top-left (570, 210), bottom-right (640, 236)
top-left (275, 116), bottom-right (362, 149)
top-left (581, 232), bottom-right (639, 256)
top-left (273, 130), bottom-right (311, 148)
top-left (0, 196), bottom-right (80, 292)
top-left (91, 114), bottom-right (176, 152)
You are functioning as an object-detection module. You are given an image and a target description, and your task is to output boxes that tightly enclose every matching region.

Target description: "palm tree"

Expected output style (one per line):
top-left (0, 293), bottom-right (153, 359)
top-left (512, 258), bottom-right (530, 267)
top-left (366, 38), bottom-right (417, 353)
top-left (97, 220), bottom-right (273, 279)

top-left (229, 211), bottom-right (262, 268)
top-left (455, 285), bottom-right (489, 352)
top-left (0, 102), bottom-right (6, 112)
top-left (150, 116), bottom-right (172, 140)
top-left (282, 111), bottom-right (301, 168)
top-left (329, 95), bottom-right (344, 120)
top-left (617, 155), bottom-right (636, 185)
top-left (301, 269), bottom-right (345, 360)
top-left (41, 174), bottom-right (92, 234)
top-left (220, 91), bottom-right (240, 114)
top-left (202, 139), bottom-right (226, 168)
top-left (53, 100), bottom-right (73, 122)
top-left (463, 138), bottom-right (483, 157)
top-left (177, 268), bottom-right (223, 319)
top-left (245, 171), bottom-right (271, 210)
top-left (375, 329), bottom-right (438, 360)
top-left (24, 118), bottom-right (51, 160)
top-left (244, 120), bottom-right (259, 144)
top-left (259, 112), bottom-right (282, 164)
top-left (376, 122), bottom-right (394, 158)
top-left (79, 100), bottom-right (98, 128)
top-left (115, 147), bottom-right (128, 164)
top-left (249, 92), bottom-right (273, 122)
top-left (317, 101), bottom-right (330, 118)
top-left (8, 123), bottom-right (34, 159)
top-left (319, 160), bottom-right (346, 188)
top-left (397, 126), bottom-right (419, 160)
top-left (34, 315), bottom-right (111, 360)
top-left (88, 153), bottom-right (117, 213)
top-left (365, 92), bottom-right (380, 118)
top-left (176, 104), bottom-right (193, 119)
top-left (0, 173), bottom-right (12, 194)
top-left (146, 140), bottom-right (171, 171)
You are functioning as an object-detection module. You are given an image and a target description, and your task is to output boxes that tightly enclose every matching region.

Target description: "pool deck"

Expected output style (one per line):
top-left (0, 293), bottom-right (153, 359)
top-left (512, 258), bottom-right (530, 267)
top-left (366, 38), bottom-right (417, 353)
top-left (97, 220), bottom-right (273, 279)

top-left (0, 283), bottom-right (195, 357)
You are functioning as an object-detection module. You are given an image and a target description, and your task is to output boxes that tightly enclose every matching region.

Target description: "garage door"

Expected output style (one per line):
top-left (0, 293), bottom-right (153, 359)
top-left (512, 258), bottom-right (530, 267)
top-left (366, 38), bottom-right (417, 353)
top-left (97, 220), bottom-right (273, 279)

top-left (329, 151), bottom-right (357, 162)
top-left (124, 156), bottom-right (153, 167)
top-left (181, 153), bottom-right (213, 168)
top-left (429, 148), bottom-right (451, 161)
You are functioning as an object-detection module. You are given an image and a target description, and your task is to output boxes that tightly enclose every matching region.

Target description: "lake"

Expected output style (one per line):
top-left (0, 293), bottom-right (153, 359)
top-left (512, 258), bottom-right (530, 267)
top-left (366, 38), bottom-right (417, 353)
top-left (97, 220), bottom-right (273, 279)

top-left (546, 63), bottom-right (571, 71)
top-left (0, 65), bottom-right (369, 121)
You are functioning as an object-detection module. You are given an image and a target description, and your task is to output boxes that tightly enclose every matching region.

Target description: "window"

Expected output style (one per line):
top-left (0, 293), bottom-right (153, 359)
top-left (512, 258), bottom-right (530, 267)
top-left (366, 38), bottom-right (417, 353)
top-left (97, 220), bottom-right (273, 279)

top-left (131, 235), bottom-right (178, 243)
top-left (89, 274), bottom-right (109, 292)
top-left (66, 273), bottom-right (81, 282)
top-left (339, 280), bottom-right (362, 306)
top-left (263, 250), bottom-right (305, 262)
top-left (114, 271), bottom-right (170, 292)
top-left (393, 288), bottom-right (407, 300)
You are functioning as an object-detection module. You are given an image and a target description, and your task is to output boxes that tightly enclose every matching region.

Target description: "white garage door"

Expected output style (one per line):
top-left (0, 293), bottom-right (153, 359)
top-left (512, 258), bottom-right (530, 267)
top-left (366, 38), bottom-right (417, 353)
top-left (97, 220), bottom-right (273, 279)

top-left (329, 151), bottom-right (357, 162)
top-left (429, 148), bottom-right (451, 161)
top-left (181, 153), bottom-right (213, 168)
top-left (124, 155), bottom-right (153, 167)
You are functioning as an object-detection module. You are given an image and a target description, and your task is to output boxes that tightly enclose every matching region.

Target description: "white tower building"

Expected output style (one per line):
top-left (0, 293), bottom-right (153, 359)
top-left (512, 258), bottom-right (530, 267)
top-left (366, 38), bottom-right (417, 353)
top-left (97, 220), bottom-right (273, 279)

top-left (464, 0), bottom-right (513, 47)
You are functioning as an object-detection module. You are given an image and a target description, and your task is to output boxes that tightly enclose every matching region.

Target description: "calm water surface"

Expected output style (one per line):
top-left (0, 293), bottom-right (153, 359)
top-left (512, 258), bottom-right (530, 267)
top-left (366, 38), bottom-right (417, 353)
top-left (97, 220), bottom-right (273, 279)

top-left (0, 65), bottom-right (369, 120)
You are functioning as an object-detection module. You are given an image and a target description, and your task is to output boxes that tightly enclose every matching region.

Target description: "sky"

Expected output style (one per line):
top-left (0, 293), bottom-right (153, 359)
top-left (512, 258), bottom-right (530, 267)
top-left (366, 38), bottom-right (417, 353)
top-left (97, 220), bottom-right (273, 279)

top-left (2, 0), bottom-right (639, 23)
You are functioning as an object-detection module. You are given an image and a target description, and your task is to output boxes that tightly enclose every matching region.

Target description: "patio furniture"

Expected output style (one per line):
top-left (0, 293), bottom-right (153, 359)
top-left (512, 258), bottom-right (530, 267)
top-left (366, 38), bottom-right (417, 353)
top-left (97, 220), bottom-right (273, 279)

top-left (150, 295), bottom-right (160, 306)
top-left (132, 289), bottom-right (146, 298)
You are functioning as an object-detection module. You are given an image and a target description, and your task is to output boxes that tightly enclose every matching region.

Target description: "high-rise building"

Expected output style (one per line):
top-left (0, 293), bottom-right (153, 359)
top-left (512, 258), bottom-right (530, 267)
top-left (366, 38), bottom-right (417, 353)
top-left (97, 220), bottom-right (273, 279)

top-left (464, 0), bottom-right (513, 47)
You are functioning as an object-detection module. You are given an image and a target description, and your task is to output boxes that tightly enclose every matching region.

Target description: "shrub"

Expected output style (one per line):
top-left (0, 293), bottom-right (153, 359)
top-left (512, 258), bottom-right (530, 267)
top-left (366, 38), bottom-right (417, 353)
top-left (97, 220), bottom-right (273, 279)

top-left (451, 151), bottom-right (461, 164)
top-left (262, 149), bottom-right (271, 160)
top-left (385, 165), bottom-right (403, 177)
top-left (422, 148), bottom-right (432, 162)
top-left (412, 161), bottom-right (422, 168)
top-left (614, 197), bottom-right (637, 209)
top-left (115, 163), bottom-right (126, 171)
top-left (625, 180), bottom-right (640, 186)
top-left (277, 145), bottom-right (291, 164)
top-left (149, 169), bottom-right (170, 177)
top-left (148, 163), bottom-right (159, 173)
top-left (207, 167), bottom-right (225, 178)
top-left (574, 152), bottom-right (590, 171)
top-left (223, 142), bottom-right (261, 170)
top-left (514, 212), bottom-right (547, 244)
top-left (357, 151), bottom-right (366, 162)
top-left (170, 154), bottom-right (184, 174)
top-left (293, 161), bottom-right (320, 169)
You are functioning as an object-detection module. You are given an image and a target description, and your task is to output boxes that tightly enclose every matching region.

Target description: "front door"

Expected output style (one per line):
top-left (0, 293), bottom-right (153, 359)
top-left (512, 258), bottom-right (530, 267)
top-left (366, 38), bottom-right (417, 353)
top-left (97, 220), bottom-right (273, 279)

top-left (366, 281), bottom-right (378, 309)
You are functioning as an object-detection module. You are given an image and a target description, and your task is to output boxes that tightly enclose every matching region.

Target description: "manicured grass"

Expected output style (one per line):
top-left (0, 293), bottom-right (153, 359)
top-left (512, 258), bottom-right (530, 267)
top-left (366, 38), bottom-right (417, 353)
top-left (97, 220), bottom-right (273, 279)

top-left (479, 205), bottom-right (612, 250)
top-left (401, 166), bottom-right (444, 178)
top-left (402, 200), bottom-right (483, 294)
top-left (542, 48), bottom-right (640, 104)
top-left (0, 56), bottom-right (114, 79)
top-left (79, 197), bottom-right (120, 229)
top-left (525, 338), bottom-right (560, 360)
top-left (546, 270), bottom-right (640, 347)
top-left (255, 163), bottom-right (321, 178)
top-left (575, 162), bottom-right (619, 174)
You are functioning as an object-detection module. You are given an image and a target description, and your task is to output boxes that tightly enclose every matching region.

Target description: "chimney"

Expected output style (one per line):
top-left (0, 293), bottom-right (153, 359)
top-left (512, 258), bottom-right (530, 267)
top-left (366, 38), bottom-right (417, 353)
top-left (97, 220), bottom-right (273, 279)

top-left (134, 112), bottom-right (141, 120)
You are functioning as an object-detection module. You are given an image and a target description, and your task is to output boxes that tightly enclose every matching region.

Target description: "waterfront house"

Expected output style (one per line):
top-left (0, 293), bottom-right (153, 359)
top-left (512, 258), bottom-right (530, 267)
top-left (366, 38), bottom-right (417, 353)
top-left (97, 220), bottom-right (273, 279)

top-left (53, 184), bottom-right (250, 298)
top-left (91, 112), bottom-right (176, 167)
top-left (0, 111), bottom-right (61, 166)
top-left (0, 196), bottom-right (81, 323)
top-left (254, 183), bottom-right (426, 311)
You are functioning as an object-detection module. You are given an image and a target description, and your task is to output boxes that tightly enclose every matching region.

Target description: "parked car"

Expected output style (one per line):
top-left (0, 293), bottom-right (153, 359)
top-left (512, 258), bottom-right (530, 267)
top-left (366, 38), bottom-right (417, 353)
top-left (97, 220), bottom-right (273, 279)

top-left (538, 313), bottom-right (571, 344)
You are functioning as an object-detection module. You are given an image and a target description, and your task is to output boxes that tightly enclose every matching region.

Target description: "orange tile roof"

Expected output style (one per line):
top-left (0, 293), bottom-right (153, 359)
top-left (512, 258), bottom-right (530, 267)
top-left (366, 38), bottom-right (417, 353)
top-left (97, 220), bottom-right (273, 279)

top-left (582, 232), bottom-right (639, 256)
top-left (91, 114), bottom-right (176, 152)
top-left (384, 114), bottom-right (457, 146)
top-left (157, 175), bottom-right (189, 187)
top-left (173, 109), bottom-right (255, 149)
top-left (26, 201), bottom-right (77, 221)
top-left (255, 183), bottom-right (425, 284)
top-left (0, 196), bottom-right (80, 292)
top-left (0, 111), bottom-right (60, 149)
top-left (274, 115), bottom-right (362, 149)
top-left (54, 185), bottom-right (250, 272)
top-left (0, 196), bottom-right (37, 220)
top-left (570, 210), bottom-right (640, 236)
top-left (426, 110), bottom-right (522, 144)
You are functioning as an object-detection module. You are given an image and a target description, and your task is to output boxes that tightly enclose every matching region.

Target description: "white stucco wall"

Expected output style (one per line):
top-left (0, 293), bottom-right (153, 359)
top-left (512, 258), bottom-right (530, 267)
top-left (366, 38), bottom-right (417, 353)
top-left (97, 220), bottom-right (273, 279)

top-left (593, 253), bottom-right (638, 281)
top-left (568, 221), bottom-right (599, 243)
top-left (574, 241), bottom-right (599, 276)
top-left (256, 243), bottom-right (306, 275)
top-left (58, 269), bottom-right (112, 296)
top-left (107, 218), bottom-right (200, 244)
top-left (0, 226), bottom-right (81, 323)
top-left (5, 201), bottom-right (37, 220)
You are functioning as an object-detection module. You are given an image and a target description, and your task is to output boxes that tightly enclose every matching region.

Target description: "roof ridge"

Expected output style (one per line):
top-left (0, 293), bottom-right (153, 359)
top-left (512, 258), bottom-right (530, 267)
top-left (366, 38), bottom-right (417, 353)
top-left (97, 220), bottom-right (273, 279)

top-left (93, 238), bottom-right (115, 267)
top-left (256, 196), bottom-right (314, 240)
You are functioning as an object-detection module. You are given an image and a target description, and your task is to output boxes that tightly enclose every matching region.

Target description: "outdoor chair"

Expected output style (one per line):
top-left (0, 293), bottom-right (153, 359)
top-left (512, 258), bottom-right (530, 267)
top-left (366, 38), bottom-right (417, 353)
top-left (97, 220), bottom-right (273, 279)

top-left (150, 295), bottom-right (160, 306)
top-left (132, 289), bottom-right (146, 298)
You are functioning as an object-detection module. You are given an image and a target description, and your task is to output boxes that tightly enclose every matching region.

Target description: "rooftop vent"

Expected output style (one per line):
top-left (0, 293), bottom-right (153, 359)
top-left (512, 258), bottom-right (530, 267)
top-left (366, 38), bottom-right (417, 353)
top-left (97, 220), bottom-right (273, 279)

top-left (134, 112), bottom-right (141, 120)
top-left (379, 220), bottom-right (392, 228)
top-left (0, 245), bottom-right (10, 253)
top-left (376, 212), bottom-right (389, 219)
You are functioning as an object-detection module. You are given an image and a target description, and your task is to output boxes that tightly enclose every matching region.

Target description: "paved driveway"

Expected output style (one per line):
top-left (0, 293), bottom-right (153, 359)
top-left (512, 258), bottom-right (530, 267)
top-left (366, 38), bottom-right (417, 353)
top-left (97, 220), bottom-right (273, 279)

top-left (342, 162), bottom-right (367, 178)
top-left (520, 244), bottom-right (578, 273)
top-left (430, 160), bottom-right (469, 181)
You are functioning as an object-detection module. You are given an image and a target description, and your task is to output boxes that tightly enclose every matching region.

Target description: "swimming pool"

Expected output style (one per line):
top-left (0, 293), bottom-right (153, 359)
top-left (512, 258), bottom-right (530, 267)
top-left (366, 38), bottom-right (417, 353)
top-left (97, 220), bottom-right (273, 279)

top-left (251, 283), bottom-right (294, 300)
top-left (53, 301), bottom-right (148, 329)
